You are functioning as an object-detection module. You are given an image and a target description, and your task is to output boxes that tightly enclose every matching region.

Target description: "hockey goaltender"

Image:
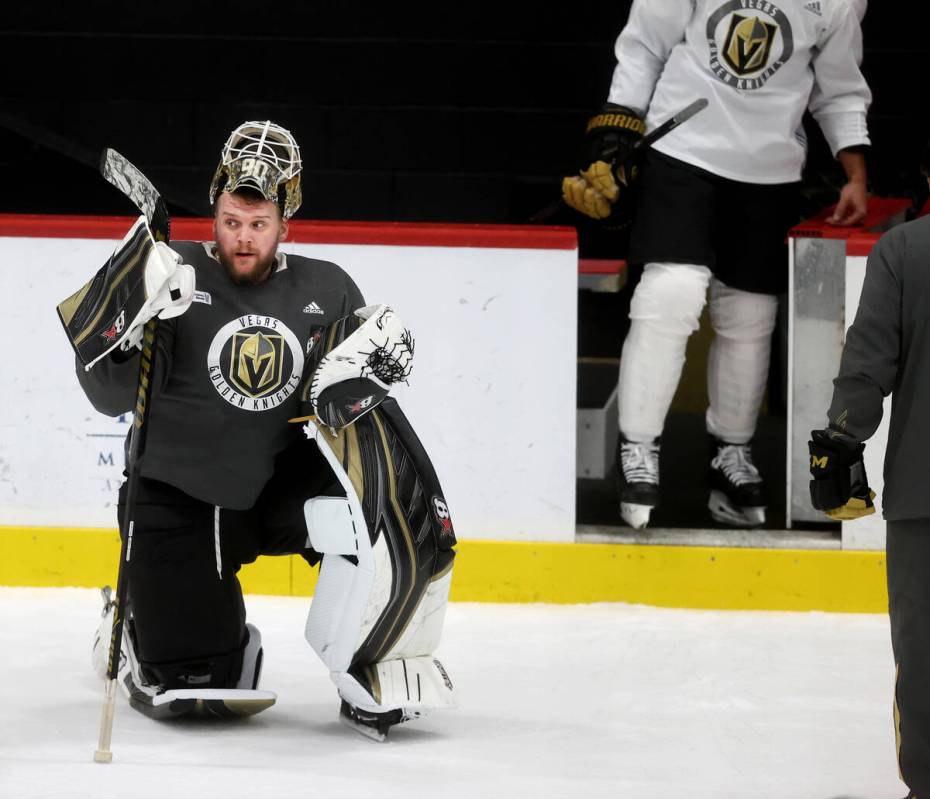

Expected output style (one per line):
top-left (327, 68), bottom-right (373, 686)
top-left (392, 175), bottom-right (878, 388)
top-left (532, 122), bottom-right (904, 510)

top-left (57, 120), bottom-right (457, 742)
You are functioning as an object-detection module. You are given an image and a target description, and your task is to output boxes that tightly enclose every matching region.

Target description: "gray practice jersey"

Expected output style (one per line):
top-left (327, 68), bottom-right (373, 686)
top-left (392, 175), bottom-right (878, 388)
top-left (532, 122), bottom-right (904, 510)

top-left (825, 215), bottom-right (930, 520)
top-left (77, 242), bottom-right (365, 509)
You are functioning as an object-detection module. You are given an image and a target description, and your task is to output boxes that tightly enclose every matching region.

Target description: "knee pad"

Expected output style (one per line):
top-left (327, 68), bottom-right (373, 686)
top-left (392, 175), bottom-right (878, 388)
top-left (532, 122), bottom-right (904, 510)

top-left (629, 262), bottom-right (711, 336)
top-left (304, 496), bottom-right (359, 556)
top-left (709, 278), bottom-right (778, 340)
top-left (301, 398), bottom-right (456, 710)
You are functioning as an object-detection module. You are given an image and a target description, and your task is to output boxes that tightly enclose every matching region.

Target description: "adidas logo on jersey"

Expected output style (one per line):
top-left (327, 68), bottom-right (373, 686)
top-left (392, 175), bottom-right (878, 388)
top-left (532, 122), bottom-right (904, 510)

top-left (302, 301), bottom-right (324, 315)
top-left (804, 0), bottom-right (822, 15)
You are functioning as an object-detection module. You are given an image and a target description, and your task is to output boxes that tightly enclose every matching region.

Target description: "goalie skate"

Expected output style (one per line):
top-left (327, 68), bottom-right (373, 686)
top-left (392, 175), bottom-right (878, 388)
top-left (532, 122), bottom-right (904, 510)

top-left (617, 437), bottom-right (660, 530)
top-left (708, 439), bottom-right (766, 527)
top-left (339, 700), bottom-right (412, 743)
top-left (92, 587), bottom-right (276, 720)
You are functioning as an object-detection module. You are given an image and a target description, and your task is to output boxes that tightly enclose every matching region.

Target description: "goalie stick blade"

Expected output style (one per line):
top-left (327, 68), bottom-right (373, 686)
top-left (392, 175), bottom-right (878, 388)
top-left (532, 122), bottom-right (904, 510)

top-left (100, 148), bottom-right (170, 243)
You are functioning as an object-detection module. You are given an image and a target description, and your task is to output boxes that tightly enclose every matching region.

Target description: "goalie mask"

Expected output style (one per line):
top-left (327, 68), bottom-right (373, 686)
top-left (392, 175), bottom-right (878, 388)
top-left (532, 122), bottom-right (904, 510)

top-left (209, 120), bottom-right (303, 219)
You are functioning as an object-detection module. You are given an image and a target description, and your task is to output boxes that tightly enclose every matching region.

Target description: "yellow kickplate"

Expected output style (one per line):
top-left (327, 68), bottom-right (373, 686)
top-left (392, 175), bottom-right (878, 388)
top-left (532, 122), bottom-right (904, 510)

top-left (0, 526), bottom-right (888, 612)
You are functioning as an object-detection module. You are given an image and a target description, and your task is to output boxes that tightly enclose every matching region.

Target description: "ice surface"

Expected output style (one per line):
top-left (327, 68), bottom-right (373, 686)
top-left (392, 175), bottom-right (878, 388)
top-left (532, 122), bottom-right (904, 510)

top-left (0, 588), bottom-right (904, 798)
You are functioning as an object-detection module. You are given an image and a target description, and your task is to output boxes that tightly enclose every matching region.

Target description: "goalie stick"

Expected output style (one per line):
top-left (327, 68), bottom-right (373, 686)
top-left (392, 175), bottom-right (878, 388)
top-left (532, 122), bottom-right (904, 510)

top-left (527, 97), bottom-right (710, 224)
top-left (93, 149), bottom-right (170, 764)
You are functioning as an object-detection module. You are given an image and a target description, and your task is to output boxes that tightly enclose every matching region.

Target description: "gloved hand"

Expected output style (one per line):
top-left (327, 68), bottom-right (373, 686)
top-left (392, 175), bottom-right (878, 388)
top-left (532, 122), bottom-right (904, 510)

top-left (121, 240), bottom-right (195, 351)
top-left (306, 305), bottom-right (414, 430)
top-left (561, 103), bottom-right (645, 223)
top-left (809, 428), bottom-right (876, 520)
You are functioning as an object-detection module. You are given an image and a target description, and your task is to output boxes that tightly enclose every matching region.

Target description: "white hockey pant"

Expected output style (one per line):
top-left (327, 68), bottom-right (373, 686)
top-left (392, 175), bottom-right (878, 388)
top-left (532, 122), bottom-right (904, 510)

top-left (705, 279), bottom-right (778, 444)
top-left (618, 262), bottom-right (777, 444)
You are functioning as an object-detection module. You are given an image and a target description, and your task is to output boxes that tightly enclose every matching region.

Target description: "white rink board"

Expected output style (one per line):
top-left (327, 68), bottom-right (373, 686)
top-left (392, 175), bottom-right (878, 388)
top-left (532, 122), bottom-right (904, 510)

top-left (0, 232), bottom-right (577, 541)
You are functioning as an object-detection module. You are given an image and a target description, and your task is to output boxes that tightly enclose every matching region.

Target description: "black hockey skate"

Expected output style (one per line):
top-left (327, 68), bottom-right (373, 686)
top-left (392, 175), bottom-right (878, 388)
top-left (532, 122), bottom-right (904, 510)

top-left (708, 438), bottom-right (766, 527)
top-left (616, 437), bottom-right (660, 530)
top-left (339, 700), bottom-right (406, 743)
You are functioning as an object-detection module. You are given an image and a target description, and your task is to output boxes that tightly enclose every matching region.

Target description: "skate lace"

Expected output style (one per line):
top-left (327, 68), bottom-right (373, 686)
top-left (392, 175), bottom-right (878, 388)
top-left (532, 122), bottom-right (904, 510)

top-left (711, 444), bottom-right (761, 486)
top-left (620, 440), bottom-right (660, 484)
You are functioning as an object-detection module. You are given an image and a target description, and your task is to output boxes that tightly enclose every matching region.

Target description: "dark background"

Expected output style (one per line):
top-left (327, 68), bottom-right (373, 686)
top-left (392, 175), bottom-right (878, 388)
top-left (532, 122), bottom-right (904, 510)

top-left (1, 2), bottom-right (927, 236)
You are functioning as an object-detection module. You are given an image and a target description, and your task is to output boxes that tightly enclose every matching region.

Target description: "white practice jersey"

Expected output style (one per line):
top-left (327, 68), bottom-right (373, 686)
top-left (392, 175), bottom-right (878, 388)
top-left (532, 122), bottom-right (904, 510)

top-left (608, 0), bottom-right (870, 183)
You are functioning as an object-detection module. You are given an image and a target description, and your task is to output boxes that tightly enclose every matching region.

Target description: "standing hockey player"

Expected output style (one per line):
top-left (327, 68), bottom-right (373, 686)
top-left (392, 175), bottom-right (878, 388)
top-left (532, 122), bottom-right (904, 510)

top-left (563, 0), bottom-right (871, 529)
top-left (808, 150), bottom-right (930, 799)
top-left (61, 121), bottom-right (456, 739)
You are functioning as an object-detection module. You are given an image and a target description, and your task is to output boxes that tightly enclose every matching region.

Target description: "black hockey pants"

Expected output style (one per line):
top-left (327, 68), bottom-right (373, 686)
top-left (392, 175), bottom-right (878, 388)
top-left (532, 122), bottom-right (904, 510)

top-left (117, 438), bottom-right (340, 689)
top-left (886, 519), bottom-right (930, 797)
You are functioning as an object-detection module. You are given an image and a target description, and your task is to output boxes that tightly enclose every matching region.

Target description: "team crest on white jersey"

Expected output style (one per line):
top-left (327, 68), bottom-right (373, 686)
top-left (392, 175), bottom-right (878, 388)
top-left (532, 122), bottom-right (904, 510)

top-left (207, 315), bottom-right (305, 412)
top-left (706, 1), bottom-right (793, 91)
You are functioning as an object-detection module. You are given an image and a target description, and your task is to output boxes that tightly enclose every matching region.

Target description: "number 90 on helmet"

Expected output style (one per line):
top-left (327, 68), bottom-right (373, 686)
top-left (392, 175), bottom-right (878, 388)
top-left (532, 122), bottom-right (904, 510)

top-left (209, 120), bottom-right (303, 220)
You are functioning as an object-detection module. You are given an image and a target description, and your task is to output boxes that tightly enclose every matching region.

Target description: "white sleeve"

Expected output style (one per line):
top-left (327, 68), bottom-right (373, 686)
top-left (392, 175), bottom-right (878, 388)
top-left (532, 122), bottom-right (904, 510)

top-left (606, 0), bottom-right (691, 115)
top-left (808, 0), bottom-right (871, 157)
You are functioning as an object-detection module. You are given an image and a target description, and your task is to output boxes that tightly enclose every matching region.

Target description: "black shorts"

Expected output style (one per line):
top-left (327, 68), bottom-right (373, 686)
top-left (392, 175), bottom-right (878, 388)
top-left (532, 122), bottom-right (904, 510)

top-left (627, 150), bottom-right (800, 295)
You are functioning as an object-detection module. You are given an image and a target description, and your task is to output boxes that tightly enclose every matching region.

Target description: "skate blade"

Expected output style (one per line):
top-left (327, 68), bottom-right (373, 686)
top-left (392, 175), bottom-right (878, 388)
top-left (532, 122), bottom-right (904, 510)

top-left (708, 491), bottom-right (765, 528)
top-left (340, 712), bottom-right (390, 742)
top-left (620, 502), bottom-right (652, 530)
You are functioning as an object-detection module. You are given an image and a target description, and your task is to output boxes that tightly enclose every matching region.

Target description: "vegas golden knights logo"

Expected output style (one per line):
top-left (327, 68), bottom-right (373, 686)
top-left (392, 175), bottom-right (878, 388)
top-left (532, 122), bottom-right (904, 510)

top-left (722, 14), bottom-right (777, 75)
top-left (230, 331), bottom-right (284, 398)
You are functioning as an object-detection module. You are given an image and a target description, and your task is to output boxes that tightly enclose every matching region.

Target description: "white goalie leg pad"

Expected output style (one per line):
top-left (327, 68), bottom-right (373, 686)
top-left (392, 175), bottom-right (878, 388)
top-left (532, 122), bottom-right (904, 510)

top-left (306, 531), bottom-right (394, 672)
top-left (334, 655), bottom-right (456, 717)
top-left (321, 568), bottom-right (455, 715)
top-left (381, 569), bottom-right (452, 661)
top-left (303, 419), bottom-right (382, 673)
top-left (302, 417), bottom-right (454, 715)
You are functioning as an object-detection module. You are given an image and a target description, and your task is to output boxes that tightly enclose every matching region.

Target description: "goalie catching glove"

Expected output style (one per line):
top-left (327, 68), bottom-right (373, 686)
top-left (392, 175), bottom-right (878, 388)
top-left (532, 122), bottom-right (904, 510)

top-left (56, 215), bottom-right (195, 370)
top-left (561, 103), bottom-right (645, 223)
top-left (809, 428), bottom-right (876, 521)
top-left (301, 304), bottom-right (414, 430)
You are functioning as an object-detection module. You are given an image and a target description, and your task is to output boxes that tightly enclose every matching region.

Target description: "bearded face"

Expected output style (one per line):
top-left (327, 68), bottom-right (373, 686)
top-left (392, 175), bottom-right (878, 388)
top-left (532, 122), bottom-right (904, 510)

top-left (212, 190), bottom-right (288, 285)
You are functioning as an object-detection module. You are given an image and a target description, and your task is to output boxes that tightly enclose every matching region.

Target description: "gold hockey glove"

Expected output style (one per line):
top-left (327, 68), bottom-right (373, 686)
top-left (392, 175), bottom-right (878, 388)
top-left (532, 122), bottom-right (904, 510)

top-left (561, 104), bottom-right (644, 224)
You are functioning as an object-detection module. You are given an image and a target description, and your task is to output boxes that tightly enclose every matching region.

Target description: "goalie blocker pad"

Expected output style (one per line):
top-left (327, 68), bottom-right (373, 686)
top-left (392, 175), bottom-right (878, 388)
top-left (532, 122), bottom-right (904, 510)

top-left (56, 216), bottom-right (154, 369)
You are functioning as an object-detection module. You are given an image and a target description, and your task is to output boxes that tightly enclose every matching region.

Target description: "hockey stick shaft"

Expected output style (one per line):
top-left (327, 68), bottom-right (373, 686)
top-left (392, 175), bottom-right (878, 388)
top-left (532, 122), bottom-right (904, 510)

top-left (94, 150), bottom-right (169, 764)
top-left (526, 97), bottom-right (709, 225)
top-left (628, 97), bottom-right (708, 156)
